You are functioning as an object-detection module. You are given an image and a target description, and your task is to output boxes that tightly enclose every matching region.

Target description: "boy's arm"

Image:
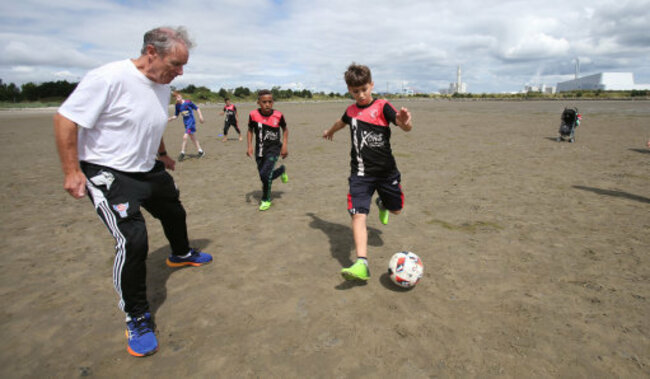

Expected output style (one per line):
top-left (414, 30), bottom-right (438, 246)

top-left (323, 119), bottom-right (346, 140)
top-left (246, 129), bottom-right (254, 157)
top-left (395, 107), bottom-right (412, 132)
top-left (197, 108), bottom-right (204, 123)
top-left (168, 105), bottom-right (179, 122)
top-left (281, 126), bottom-right (289, 158)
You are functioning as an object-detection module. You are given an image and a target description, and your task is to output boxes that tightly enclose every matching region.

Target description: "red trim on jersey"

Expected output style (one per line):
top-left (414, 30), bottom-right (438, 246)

top-left (224, 104), bottom-right (236, 112)
top-left (346, 99), bottom-right (395, 127)
top-left (249, 109), bottom-right (283, 128)
top-left (347, 193), bottom-right (353, 211)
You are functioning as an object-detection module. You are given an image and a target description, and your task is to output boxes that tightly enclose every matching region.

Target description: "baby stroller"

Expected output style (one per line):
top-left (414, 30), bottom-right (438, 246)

top-left (556, 107), bottom-right (581, 143)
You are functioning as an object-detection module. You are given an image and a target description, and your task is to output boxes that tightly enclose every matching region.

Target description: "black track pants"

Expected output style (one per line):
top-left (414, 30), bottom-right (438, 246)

top-left (81, 160), bottom-right (190, 317)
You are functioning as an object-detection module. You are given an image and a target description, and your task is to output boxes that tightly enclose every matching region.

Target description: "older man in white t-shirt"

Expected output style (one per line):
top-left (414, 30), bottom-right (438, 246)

top-left (54, 26), bottom-right (212, 358)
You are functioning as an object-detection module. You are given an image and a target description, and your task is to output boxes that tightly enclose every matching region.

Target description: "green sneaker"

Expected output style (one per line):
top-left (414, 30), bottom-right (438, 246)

top-left (376, 198), bottom-right (389, 225)
top-left (259, 200), bottom-right (272, 211)
top-left (281, 171), bottom-right (289, 184)
top-left (341, 260), bottom-right (370, 281)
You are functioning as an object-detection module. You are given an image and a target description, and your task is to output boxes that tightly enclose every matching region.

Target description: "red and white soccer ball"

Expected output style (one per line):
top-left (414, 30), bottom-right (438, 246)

top-left (388, 251), bottom-right (424, 289)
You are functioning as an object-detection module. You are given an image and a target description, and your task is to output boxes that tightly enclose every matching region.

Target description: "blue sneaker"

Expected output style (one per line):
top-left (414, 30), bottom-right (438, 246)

top-left (166, 248), bottom-right (213, 267)
top-left (125, 313), bottom-right (158, 357)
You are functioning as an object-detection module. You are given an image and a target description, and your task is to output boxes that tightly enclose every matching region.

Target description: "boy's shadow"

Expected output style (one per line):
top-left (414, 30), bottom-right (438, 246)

top-left (146, 238), bottom-right (212, 316)
top-left (245, 190), bottom-right (285, 204)
top-left (306, 212), bottom-right (383, 289)
top-left (178, 153), bottom-right (203, 161)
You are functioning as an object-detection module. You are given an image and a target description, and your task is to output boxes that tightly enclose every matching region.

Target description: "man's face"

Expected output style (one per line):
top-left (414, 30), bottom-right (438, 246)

top-left (258, 94), bottom-right (274, 114)
top-left (147, 44), bottom-right (189, 84)
top-left (348, 82), bottom-right (374, 106)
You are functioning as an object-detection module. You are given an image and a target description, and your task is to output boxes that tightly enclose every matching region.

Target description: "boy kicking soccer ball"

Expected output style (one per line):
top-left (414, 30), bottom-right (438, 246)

top-left (323, 63), bottom-right (412, 281)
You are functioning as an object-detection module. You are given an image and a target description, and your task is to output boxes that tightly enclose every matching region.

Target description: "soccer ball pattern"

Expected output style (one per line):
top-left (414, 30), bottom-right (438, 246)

top-left (388, 251), bottom-right (423, 288)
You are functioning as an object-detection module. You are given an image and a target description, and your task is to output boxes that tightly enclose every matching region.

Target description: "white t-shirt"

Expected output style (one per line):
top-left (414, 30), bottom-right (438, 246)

top-left (58, 59), bottom-right (171, 172)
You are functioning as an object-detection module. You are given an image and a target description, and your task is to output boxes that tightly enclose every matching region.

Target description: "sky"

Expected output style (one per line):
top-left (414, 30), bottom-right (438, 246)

top-left (1, 0), bottom-right (649, 94)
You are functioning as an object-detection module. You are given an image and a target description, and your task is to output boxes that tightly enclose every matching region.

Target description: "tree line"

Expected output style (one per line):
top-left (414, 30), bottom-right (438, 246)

top-left (174, 84), bottom-right (345, 102)
top-left (0, 78), bottom-right (347, 103)
top-left (3, 77), bottom-right (647, 104)
top-left (0, 79), bottom-right (78, 102)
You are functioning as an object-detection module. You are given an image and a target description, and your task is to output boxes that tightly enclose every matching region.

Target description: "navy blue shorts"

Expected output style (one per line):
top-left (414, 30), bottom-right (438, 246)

top-left (347, 172), bottom-right (404, 215)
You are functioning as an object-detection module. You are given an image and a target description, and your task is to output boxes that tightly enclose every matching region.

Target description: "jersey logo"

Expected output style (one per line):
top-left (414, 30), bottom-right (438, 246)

top-left (264, 130), bottom-right (279, 141)
top-left (361, 130), bottom-right (385, 148)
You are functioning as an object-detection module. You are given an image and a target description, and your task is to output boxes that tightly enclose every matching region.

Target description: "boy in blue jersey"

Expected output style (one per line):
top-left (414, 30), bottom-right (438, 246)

top-left (323, 63), bottom-right (412, 281)
top-left (168, 92), bottom-right (205, 160)
top-left (247, 89), bottom-right (289, 211)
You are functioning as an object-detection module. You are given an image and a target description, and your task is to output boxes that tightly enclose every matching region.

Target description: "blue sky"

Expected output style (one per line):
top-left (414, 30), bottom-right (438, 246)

top-left (1, 0), bottom-right (649, 93)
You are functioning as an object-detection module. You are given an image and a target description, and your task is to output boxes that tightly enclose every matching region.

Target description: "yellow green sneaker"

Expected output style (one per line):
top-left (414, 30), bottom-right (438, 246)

top-left (281, 171), bottom-right (289, 183)
top-left (341, 259), bottom-right (370, 281)
top-left (376, 198), bottom-right (389, 225)
top-left (259, 200), bottom-right (272, 211)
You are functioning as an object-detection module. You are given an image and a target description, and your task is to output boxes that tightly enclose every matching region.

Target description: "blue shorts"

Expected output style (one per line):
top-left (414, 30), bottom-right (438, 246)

top-left (347, 172), bottom-right (403, 215)
top-left (184, 126), bottom-right (196, 135)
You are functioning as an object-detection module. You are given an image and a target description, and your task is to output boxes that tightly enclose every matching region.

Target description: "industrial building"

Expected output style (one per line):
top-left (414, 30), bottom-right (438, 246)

top-left (439, 65), bottom-right (467, 94)
top-left (556, 72), bottom-right (650, 92)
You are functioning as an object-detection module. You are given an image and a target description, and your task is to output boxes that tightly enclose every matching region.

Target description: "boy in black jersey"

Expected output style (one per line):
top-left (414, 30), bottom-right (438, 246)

top-left (247, 89), bottom-right (289, 211)
top-left (220, 98), bottom-right (242, 141)
top-left (323, 64), bottom-right (412, 281)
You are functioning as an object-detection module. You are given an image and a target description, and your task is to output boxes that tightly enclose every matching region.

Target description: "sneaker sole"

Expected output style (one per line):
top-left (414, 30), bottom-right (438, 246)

top-left (127, 344), bottom-right (159, 357)
top-left (125, 331), bottom-right (159, 357)
top-left (341, 271), bottom-right (370, 281)
top-left (166, 258), bottom-right (212, 267)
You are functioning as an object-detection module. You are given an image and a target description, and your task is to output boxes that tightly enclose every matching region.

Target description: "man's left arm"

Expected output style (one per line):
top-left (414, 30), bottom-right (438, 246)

top-left (157, 139), bottom-right (176, 170)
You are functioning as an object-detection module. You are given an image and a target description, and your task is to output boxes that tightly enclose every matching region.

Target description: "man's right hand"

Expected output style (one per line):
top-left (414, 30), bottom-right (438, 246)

top-left (64, 170), bottom-right (87, 199)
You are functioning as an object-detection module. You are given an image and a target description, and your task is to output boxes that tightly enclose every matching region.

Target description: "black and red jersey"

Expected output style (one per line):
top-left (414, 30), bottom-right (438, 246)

top-left (248, 109), bottom-right (286, 157)
top-left (223, 104), bottom-right (237, 122)
top-left (341, 99), bottom-right (398, 177)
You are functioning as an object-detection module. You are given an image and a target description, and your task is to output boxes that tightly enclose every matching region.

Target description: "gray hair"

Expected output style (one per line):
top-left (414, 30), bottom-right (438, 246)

top-left (140, 26), bottom-right (194, 55)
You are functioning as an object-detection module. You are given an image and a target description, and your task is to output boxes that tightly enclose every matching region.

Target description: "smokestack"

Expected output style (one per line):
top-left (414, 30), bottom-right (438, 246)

top-left (575, 58), bottom-right (580, 79)
top-left (457, 65), bottom-right (461, 92)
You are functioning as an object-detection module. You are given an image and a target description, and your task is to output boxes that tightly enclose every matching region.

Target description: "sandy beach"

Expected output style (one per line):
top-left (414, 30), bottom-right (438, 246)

top-left (0, 99), bottom-right (648, 377)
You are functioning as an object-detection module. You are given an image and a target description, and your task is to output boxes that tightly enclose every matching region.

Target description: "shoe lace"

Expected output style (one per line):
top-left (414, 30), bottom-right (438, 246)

top-left (129, 315), bottom-right (155, 338)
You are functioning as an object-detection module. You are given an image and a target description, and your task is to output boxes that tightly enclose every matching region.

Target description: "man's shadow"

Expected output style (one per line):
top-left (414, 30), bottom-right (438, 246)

top-left (245, 190), bottom-right (285, 204)
top-left (146, 238), bottom-right (211, 316)
top-left (306, 212), bottom-right (383, 289)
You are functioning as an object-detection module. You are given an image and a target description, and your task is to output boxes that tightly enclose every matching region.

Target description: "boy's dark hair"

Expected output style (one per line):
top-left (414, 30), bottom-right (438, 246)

top-left (344, 63), bottom-right (372, 87)
top-left (224, 97), bottom-right (230, 101)
top-left (258, 89), bottom-right (272, 99)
